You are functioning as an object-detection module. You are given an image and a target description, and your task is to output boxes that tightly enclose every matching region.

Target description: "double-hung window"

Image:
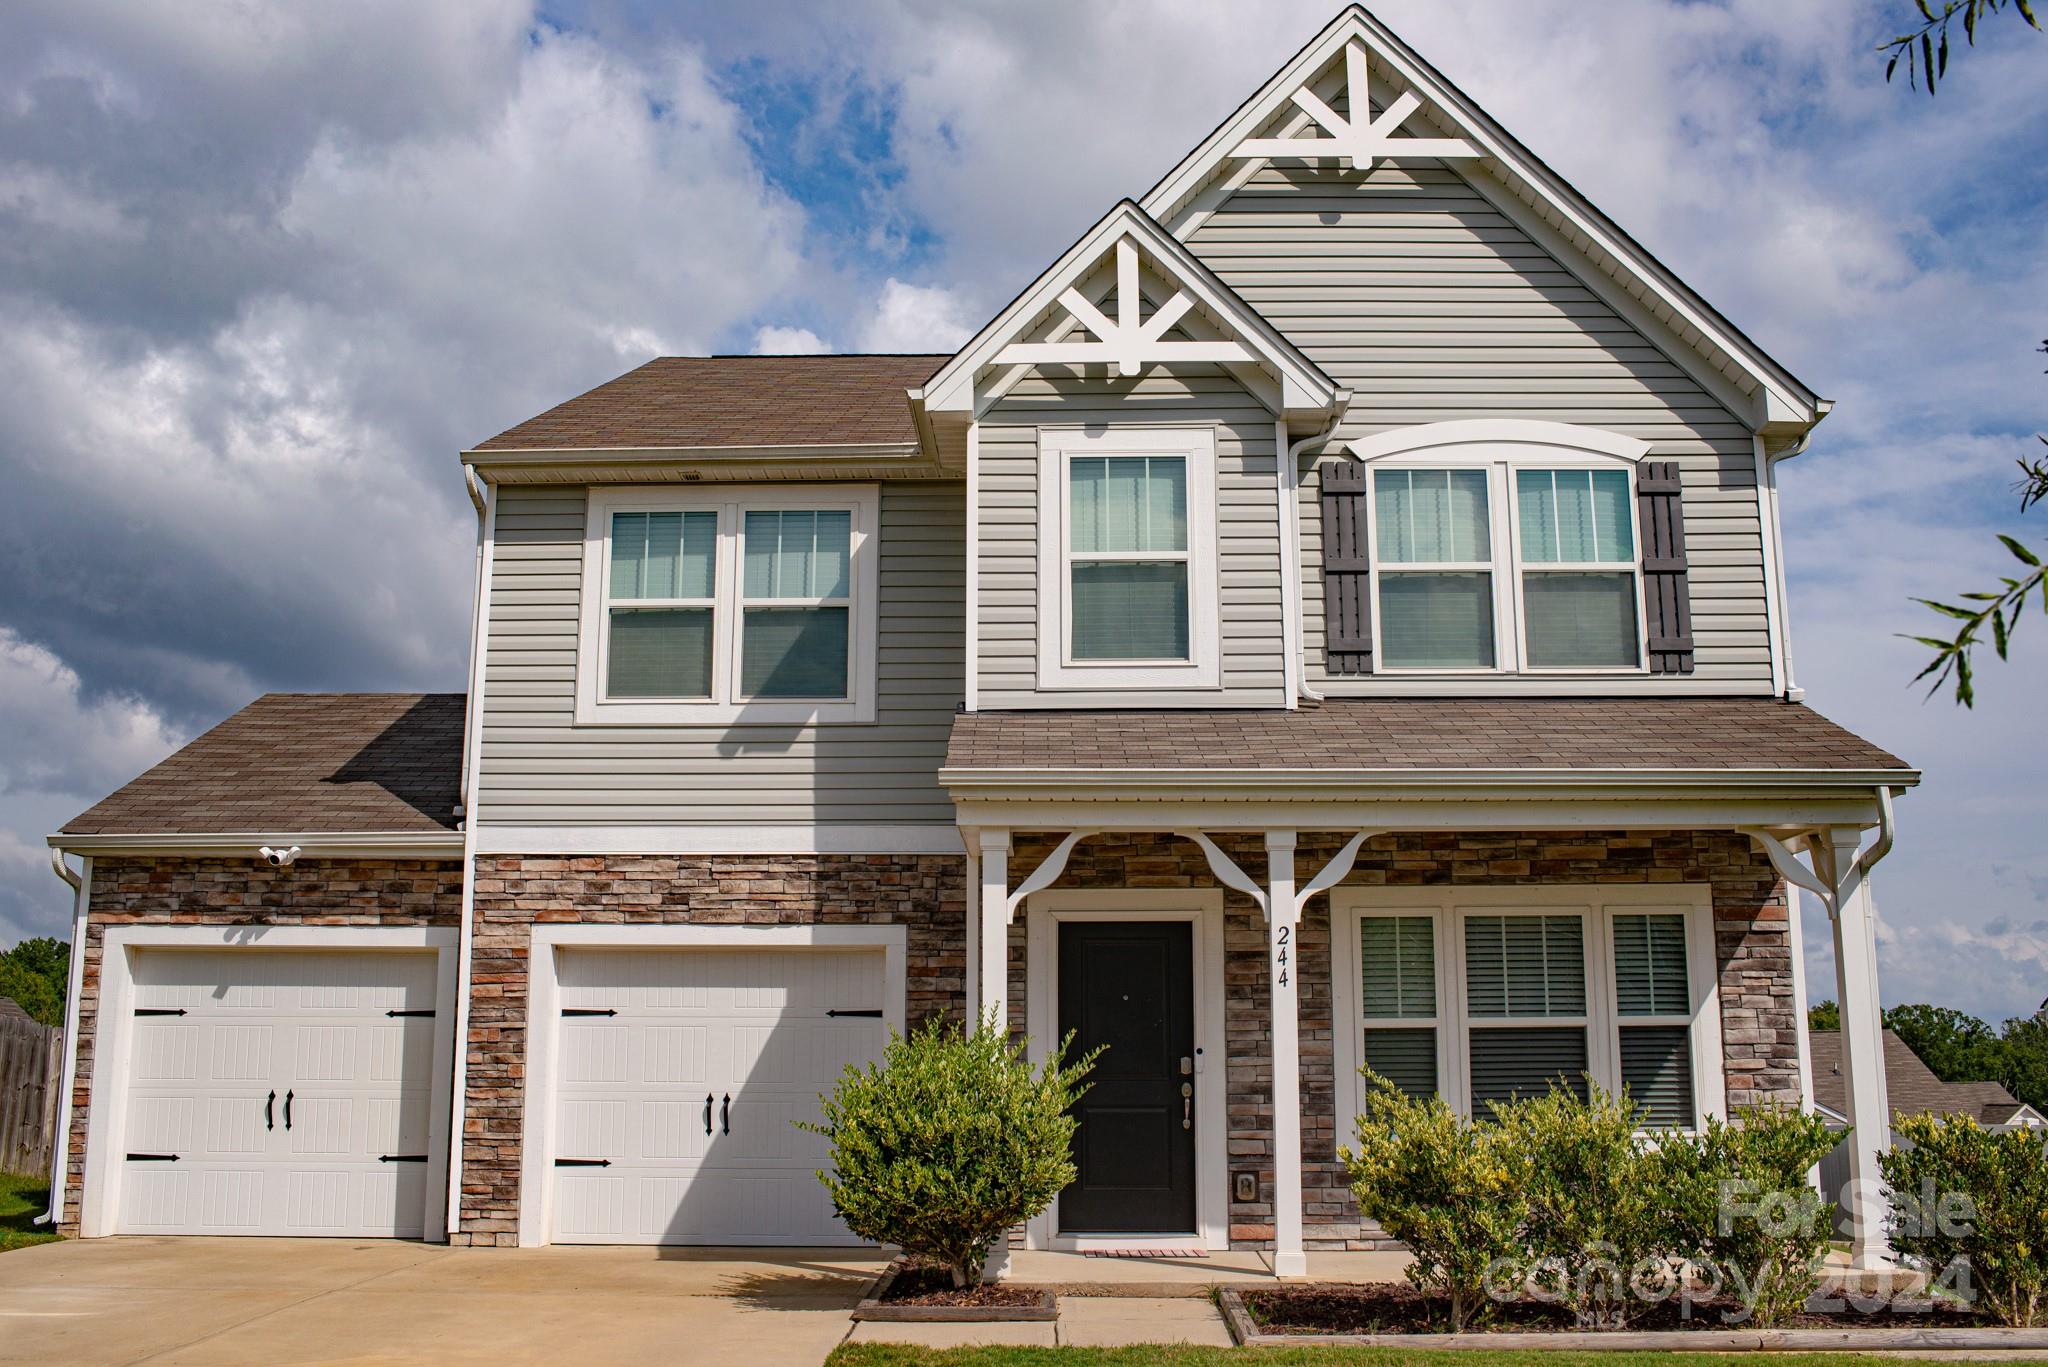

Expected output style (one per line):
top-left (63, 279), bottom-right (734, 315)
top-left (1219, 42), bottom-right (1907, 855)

top-left (1334, 886), bottom-right (1721, 1131)
top-left (577, 485), bottom-right (878, 724)
top-left (1360, 445), bottom-right (1649, 674)
top-left (1038, 427), bottom-right (1219, 690)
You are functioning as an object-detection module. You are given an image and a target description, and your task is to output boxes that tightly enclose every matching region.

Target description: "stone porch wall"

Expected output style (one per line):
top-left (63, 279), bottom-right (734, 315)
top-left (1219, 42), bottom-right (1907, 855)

top-left (458, 852), bottom-right (967, 1246)
top-left (1005, 830), bottom-right (1796, 1252)
top-left (60, 857), bottom-right (463, 1231)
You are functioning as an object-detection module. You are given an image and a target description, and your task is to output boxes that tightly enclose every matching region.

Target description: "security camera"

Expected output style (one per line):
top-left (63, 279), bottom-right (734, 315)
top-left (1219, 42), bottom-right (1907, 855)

top-left (259, 845), bottom-right (302, 867)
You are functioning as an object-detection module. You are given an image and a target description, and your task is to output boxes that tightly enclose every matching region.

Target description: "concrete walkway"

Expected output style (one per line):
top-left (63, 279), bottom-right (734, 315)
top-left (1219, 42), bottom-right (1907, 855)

top-left (847, 1295), bottom-right (1233, 1349)
top-left (0, 1237), bottom-right (885, 1366)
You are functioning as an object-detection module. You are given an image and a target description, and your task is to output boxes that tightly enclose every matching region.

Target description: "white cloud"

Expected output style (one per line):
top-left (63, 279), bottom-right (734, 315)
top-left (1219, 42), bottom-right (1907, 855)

top-left (752, 325), bottom-right (833, 355)
top-left (855, 278), bottom-right (976, 353)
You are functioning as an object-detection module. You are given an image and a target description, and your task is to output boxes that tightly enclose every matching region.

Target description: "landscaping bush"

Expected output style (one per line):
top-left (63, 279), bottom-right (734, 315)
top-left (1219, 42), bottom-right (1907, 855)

top-left (1495, 1083), bottom-right (1671, 1328)
top-left (1882, 1112), bottom-right (2048, 1326)
top-left (1341, 1072), bottom-right (1529, 1331)
top-left (801, 1014), bottom-right (1097, 1288)
top-left (1653, 1102), bottom-right (1840, 1326)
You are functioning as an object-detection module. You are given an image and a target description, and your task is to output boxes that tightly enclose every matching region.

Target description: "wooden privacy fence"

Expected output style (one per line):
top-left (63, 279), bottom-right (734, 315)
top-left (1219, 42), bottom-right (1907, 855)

top-left (0, 1001), bottom-right (62, 1179)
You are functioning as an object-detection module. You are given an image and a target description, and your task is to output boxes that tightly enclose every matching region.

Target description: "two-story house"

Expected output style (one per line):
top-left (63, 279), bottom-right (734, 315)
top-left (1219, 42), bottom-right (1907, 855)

top-left (41, 6), bottom-right (1915, 1278)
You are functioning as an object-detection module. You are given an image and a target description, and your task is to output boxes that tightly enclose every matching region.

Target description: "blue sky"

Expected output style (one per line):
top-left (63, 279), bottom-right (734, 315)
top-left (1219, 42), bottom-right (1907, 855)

top-left (1, 0), bottom-right (2044, 1022)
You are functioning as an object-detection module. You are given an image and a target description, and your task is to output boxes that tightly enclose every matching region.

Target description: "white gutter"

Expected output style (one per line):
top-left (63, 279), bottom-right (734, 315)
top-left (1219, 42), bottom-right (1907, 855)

top-left (35, 849), bottom-right (90, 1226)
top-left (1282, 401), bottom-right (1348, 705)
top-left (45, 832), bottom-right (463, 858)
top-left (940, 764), bottom-right (1920, 793)
top-left (1762, 430), bottom-right (1815, 702)
top-left (447, 468), bottom-right (496, 1238)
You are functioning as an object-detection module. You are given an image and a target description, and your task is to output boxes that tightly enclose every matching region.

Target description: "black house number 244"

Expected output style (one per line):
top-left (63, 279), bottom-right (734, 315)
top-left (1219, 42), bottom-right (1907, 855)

top-left (1275, 924), bottom-right (1290, 988)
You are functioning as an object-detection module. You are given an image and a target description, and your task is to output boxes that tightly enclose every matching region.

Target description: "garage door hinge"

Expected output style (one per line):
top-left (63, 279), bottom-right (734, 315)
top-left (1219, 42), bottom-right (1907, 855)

top-left (827, 1009), bottom-right (883, 1018)
top-left (134, 1008), bottom-right (187, 1017)
top-left (562, 1008), bottom-right (617, 1017)
top-left (125, 1153), bottom-right (179, 1162)
top-left (379, 1154), bottom-right (430, 1163)
top-left (386, 1009), bottom-right (436, 1017)
top-left (553, 1158), bottom-right (611, 1167)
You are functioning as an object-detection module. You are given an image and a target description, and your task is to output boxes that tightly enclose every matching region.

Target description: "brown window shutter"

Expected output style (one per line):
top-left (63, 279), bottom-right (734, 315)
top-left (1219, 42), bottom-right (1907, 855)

top-left (1636, 460), bottom-right (1694, 675)
top-left (1320, 461), bottom-right (1372, 675)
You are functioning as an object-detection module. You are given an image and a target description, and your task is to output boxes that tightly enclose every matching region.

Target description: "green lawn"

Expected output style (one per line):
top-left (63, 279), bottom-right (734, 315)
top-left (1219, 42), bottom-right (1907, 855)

top-left (831, 1349), bottom-right (1973, 1367)
top-left (0, 1172), bottom-right (63, 1252)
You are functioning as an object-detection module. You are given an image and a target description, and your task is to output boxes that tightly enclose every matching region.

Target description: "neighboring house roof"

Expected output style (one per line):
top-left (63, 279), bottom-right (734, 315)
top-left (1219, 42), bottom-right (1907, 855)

top-left (60, 693), bottom-right (465, 839)
top-left (1809, 1030), bottom-right (2041, 1128)
top-left (470, 354), bottom-right (947, 454)
top-left (945, 699), bottom-right (1909, 776)
top-left (0, 997), bottom-right (32, 1025)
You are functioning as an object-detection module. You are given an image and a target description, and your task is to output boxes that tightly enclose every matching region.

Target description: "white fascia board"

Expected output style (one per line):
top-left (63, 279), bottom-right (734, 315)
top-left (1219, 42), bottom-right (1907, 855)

top-left (462, 442), bottom-right (921, 466)
top-left (922, 200), bottom-right (1336, 417)
top-left (47, 831), bottom-right (464, 858)
top-left (472, 824), bottom-right (968, 856)
top-left (951, 795), bottom-right (1892, 834)
top-left (1137, 6), bottom-right (1823, 430)
top-left (939, 766), bottom-right (1920, 794)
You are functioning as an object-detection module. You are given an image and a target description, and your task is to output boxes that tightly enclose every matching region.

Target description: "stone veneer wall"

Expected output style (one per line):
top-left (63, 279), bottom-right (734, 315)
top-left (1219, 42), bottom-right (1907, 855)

top-left (457, 853), bottom-right (966, 1245)
top-left (60, 857), bottom-right (464, 1231)
top-left (1005, 830), bottom-right (1795, 1252)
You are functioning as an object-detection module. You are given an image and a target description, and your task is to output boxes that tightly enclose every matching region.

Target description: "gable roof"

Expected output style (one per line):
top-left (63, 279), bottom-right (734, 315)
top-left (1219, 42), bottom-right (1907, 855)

top-left (1137, 5), bottom-right (1824, 434)
top-left (470, 354), bottom-right (947, 456)
top-left (920, 199), bottom-right (1340, 417)
top-left (59, 693), bottom-right (465, 843)
top-left (1809, 1030), bottom-right (2041, 1128)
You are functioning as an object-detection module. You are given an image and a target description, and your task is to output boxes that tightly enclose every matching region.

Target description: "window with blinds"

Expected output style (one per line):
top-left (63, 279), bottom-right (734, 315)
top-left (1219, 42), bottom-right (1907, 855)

top-left (740, 509), bottom-right (852, 698)
top-left (1612, 913), bottom-right (1696, 1126)
top-left (1462, 914), bottom-right (1588, 1111)
top-left (1359, 916), bottom-right (1438, 1102)
top-left (1515, 468), bottom-right (1642, 669)
top-left (1067, 455), bottom-right (1191, 661)
top-left (1373, 468), bottom-right (1495, 669)
top-left (606, 510), bottom-right (718, 699)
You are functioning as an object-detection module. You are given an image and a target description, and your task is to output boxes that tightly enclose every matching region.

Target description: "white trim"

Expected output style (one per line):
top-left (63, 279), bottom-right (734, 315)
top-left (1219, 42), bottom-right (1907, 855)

top-left (464, 441), bottom-right (920, 465)
top-left (471, 824), bottom-right (965, 856)
top-left (449, 473), bottom-right (494, 1234)
top-left (1231, 38), bottom-right (1479, 171)
top-left (48, 832), bottom-right (463, 858)
top-left (515, 922), bottom-right (907, 1248)
top-left (1329, 884), bottom-right (1723, 1135)
top-left (80, 925), bottom-right (460, 1241)
top-left (1022, 889), bottom-right (1228, 1251)
top-left (1036, 426), bottom-right (1221, 691)
top-left (575, 484), bottom-right (880, 726)
top-left (1346, 421), bottom-right (1651, 467)
top-left (953, 795), bottom-right (1894, 836)
top-left (965, 420), bottom-right (981, 712)
top-left (41, 853), bottom-right (90, 1228)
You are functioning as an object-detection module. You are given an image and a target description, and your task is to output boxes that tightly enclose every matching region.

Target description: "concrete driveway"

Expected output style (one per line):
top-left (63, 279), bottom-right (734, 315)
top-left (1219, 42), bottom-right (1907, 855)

top-left (0, 1237), bottom-right (886, 1366)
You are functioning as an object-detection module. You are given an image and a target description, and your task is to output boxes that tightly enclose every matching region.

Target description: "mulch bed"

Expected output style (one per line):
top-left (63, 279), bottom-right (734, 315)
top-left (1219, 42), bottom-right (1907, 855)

top-left (1241, 1282), bottom-right (1992, 1336)
top-left (874, 1265), bottom-right (1048, 1308)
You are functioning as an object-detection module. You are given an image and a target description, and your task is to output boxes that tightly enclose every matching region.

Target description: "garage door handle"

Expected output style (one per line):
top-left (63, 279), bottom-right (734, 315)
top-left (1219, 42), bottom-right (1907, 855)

top-left (703, 1094), bottom-right (713, 1136)
top-left (721, 1094), bottom-right (730, 1136)
top-left (827, 1009), bottom-right (882, 1018)
top-left (265, 1090), bottom-right (275, 1131)
top-left (284, 1090), bottom-right (294, 1131)
top-left (379, 1154), bottom-right (429, 1163)
top-left (554, 1158), bottom-right (610, 1167)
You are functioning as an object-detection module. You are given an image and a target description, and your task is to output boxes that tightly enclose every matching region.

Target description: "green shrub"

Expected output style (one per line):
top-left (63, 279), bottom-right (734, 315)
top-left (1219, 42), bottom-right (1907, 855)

top-left (1495, 1083), bottom-right (1671, 1328)
top-left (1882, 1112), bottom-right (2048, 1325)
top-left (801, 1014), bottom-right (1097, 1288)
top-left (1341, 1072), bottom-right (1528, 1331)
top-left (1653, 1103), bottom-right (1839, 1326)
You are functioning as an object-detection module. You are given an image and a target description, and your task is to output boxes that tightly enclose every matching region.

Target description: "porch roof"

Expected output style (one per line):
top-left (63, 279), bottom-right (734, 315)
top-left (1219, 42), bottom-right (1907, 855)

top-left (944, 698), bottom-right (1910, 780)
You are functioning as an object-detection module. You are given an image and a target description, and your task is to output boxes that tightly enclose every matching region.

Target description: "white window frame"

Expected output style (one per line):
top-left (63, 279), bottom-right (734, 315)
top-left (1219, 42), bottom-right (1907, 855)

top-left (575, 484), bottom-right (879, 725)
top-left (1331, 884), bottom-right (1724, 1135)
top-left (1347, 422), bottom-right (1652, 678)
top-left (1036, 426), bottom-right (1221, 691)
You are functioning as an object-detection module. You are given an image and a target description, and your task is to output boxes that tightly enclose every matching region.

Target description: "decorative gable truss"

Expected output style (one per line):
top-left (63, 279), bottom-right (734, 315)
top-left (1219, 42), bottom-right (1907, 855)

top-left (919, 201), bottom-right (1338, 419)
top-left (1231, 37), bottom-right (1478, 173)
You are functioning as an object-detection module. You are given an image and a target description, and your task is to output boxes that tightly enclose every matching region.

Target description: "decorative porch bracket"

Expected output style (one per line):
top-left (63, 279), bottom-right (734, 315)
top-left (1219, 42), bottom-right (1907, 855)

top-left (1003, 829), bottom-right (1095, 923)
top-left (1179, 828), bottom-right (1382, 925)
top-left (1739, 787), bottom-right (1898, 1271)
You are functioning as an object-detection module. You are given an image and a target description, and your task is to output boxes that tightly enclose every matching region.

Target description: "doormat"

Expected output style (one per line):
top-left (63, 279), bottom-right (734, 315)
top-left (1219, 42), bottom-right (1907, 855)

top-left (1081, 1248), bottom-right (1209, 1258)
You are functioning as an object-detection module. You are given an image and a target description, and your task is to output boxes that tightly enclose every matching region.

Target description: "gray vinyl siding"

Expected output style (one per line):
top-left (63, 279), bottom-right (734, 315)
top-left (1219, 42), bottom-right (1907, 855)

top-left (1185, 162), bottom-right (1772, 687)
top-left (477, 481), bottom-right (963, 825)
top-left (975, 367), bottom-right (1286, 709)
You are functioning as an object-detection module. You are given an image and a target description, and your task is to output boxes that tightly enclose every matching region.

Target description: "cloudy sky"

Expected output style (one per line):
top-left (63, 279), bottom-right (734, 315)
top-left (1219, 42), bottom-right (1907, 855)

top-left (3, 1), bottom-right (2044, 1022)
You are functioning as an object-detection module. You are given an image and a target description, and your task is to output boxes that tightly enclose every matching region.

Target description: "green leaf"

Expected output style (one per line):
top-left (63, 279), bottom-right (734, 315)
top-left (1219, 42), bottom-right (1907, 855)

top-left (1915, 598), bottom-right (1984, 621)
top-left (1922, 32), bottom-right (1937, 92)
top-left (1999, 534), bottom-right (2042, 566)
top-left (1964, 1), bottom-right (1978, 42)
top-left (1956, 653), bottom-right (1975, 707)
top-left (1886, 50), bottom-right (1902, 81)
top-left (1916, 0), bottom-right (1937, 19)
top-left (1938, 27), bottom-right (1949, 76)
top-left (2018, 0), bottom-right (2042, 31)
top-left (1993, 607), bottom-right (2009, 659)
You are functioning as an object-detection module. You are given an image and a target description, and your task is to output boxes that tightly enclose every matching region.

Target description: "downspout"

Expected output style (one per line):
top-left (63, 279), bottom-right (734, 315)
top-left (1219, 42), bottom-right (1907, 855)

top-left (1762, 431), bottom-right (1814, 702)
top-left (1285, 397), bottom-right (1349, 704)
top-left (447, 466), bottom-right (495, 1239)
top-left (35, 848), bottom-right (91, 1226)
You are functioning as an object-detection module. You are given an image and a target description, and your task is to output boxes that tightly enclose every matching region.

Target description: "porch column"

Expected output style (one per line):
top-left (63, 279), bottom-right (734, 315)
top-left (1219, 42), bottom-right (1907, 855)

top-left (1265, 830), bottom-right (1306, 1278)
top-left (978, 829), bottom-right (1011, 1036)
top-left (1826, 826), bottom-right (1894, 1268)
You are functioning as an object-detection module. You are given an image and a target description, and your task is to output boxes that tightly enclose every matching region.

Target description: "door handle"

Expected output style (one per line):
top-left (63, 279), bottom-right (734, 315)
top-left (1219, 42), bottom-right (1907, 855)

top-left (265, 1090), bottom-right (275, 1131)
top-left (1181, 1080), bottom-right (1193, 1130)
top-left (284, 1090), bottom-right (294, 1131)
top-left (703, 1093), bottom-right (713, 1136)
top-left (721, 1094), bottom-right (730, 1136)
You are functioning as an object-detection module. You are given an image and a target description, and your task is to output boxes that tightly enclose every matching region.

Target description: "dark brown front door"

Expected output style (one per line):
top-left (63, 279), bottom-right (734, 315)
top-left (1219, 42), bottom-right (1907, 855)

top-left (1056, 920), bottom-right (1197, 1233)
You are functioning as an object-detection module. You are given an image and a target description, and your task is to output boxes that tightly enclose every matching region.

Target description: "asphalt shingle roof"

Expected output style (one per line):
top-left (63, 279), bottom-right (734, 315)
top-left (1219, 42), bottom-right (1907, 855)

top-left (1809, 1030), bottom-right (2032, 1126)
top-left (472, 354), bottom-right (949, 452)
top-left (945, 698), bottom-right (1909, 773)
top-left (61, 693), bottom-right (465, 837)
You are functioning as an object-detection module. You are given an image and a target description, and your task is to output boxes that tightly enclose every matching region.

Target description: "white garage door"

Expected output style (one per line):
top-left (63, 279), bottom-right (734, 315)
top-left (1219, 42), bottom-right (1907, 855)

top-left (551, 947), bottom-right (887, 1245)
top-left (119, 949), bottom-right (441, 1238)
